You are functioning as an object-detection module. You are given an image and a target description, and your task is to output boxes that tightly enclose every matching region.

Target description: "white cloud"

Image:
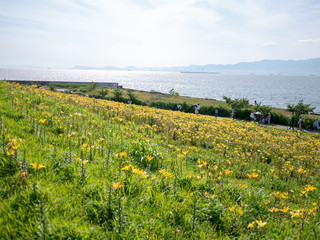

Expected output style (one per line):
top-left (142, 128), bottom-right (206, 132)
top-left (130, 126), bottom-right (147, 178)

top-left (299, 38), bottom-right (320, 44)
top-left (263, 42), bottom-right (276, 47)
top-left (0, 0), bottom-right (319, 67)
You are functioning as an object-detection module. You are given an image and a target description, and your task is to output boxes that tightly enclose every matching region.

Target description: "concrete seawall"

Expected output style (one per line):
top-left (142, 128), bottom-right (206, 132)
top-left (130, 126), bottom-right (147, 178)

top-left (4, 80), bottom-right (120, 88)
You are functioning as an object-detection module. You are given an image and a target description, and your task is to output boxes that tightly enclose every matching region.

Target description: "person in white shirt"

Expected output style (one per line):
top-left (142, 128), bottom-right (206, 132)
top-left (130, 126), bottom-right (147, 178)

top-left (195, 104), bottom-right (200, 114)
top-left (250, 112), bottom-right (255, 121)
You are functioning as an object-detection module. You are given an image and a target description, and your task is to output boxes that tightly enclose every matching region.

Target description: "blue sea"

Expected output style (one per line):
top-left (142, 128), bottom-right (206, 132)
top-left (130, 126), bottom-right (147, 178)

top-left (1, 68), bottom-right (319, 112)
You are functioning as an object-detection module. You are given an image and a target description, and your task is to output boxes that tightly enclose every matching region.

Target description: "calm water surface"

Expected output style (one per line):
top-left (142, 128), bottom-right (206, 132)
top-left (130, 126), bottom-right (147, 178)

top-left (1, 68), bottom-right (319, 112)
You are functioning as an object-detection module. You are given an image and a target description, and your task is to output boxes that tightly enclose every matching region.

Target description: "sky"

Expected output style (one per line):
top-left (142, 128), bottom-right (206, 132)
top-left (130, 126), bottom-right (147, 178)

top-left (0, 0), bottom-right (320, 68)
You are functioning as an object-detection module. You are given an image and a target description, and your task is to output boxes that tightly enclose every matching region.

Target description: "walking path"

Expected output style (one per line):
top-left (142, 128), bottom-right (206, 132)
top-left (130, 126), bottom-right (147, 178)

top-left (248, 121), bottom-right (319, 134)
top-left (263, 123), bottom-right (319, 133)
top-left (215, 115), bottom-right (320, 134)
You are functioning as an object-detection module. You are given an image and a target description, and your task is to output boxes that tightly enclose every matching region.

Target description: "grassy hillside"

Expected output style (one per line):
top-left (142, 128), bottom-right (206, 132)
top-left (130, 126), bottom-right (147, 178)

top-left (0, 81), bottom-right (320, 239)
top-left (45, 82), bottom-right (228, 106)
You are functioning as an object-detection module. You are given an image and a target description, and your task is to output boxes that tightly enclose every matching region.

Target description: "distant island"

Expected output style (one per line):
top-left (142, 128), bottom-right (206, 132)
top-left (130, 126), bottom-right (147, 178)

top-left (71, 58), bottom-right (320, 75)
top-left (180, 71), bottom-right (220, 74)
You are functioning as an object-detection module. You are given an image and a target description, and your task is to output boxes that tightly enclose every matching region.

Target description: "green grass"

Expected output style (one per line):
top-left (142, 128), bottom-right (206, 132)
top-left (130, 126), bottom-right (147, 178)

top-left (0, 81), bottom-right (319, 239)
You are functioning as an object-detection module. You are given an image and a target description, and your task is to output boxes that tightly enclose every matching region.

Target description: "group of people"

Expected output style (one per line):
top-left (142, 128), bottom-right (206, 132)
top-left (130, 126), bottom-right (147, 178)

top-left (250, 112), bottom-right (272, 125)
top-left (173, 102), bottom-right (319, 132)
top-left (288, 117), bottom-right (320, 131)
top-left (194, 104), bottom-right (201, 114)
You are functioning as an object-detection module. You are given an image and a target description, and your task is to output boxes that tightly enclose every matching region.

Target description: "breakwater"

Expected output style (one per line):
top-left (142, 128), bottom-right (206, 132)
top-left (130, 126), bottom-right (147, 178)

top-left (4, 80), bottom-right (119, 88)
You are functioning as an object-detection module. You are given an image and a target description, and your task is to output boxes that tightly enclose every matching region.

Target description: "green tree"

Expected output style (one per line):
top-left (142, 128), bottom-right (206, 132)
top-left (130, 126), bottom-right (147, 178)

top-left (127, 90), bottom-right (138, 103)
top-left (223, 96), bottom-right (250, 110)
top-left (169, 89), bottom-right (179, 97)
top-left (89, 82), bottom-right (97, 90)
top-left (127, 90), bottom-right (144, 105)
top-left (253, 101), bottom-right (272, 114)
top-left (112, 88), bottom-right (124, 101)
top-left (97, 87), bottom-right (109, 98)
top-left (287, 100), bottom-right (315, 117)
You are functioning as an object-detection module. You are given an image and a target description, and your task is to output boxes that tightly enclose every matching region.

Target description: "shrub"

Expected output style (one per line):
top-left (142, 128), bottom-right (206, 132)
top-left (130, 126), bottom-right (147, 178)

top-left (216, 106), bottom-right (231, 117)
top-left (269, 110), bottom-right (288, 125)
top-left (233, 109), bottom-right (252, 120)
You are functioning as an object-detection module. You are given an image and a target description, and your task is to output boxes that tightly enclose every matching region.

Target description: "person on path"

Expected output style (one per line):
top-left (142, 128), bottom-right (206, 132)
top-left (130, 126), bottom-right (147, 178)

top-left (232, 108), bottom-right (236, 119)
top-left (177, 104), bottom-right (182, 111)
top-left (250, 112), bottom-right (256, 121)
top-left (215, 108), bottom-right (219, 118)
top-left (195, 104), bottom-right (200, 114)
top-left (314, 119), bottom-right (320, 130)
top-left (288, 117), bottom-right (294, 130)
top-left (267, 113), bottom-right (271, 125)
top-left (261, 113), bottom-right (265, 124)
top-left (297, 117), bottom-right (303, 130)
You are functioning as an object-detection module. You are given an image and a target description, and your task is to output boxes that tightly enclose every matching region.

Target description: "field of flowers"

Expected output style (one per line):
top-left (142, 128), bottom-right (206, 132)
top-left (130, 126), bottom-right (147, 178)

top-left (0, 81), bottom-right (319, 239)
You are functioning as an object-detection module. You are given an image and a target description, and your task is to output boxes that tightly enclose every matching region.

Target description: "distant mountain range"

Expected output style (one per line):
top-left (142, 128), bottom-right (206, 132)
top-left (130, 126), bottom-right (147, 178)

top-left (72, 58), bottom-right (320, 75)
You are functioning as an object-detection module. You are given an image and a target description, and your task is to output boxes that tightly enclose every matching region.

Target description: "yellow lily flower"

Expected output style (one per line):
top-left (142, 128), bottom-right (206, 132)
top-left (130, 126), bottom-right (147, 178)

top-left (30, 162), bottom-right (46, 170)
